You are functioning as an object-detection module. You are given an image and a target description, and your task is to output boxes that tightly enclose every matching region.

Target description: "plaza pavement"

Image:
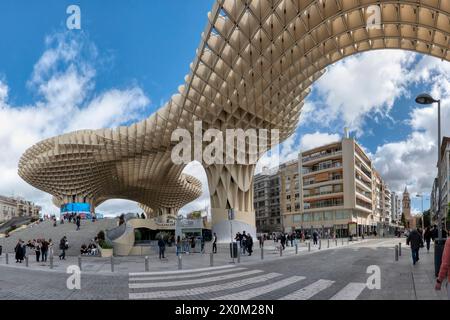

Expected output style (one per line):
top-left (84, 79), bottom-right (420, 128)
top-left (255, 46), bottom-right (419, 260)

top-left (0, 237), bottom-right (447, 300)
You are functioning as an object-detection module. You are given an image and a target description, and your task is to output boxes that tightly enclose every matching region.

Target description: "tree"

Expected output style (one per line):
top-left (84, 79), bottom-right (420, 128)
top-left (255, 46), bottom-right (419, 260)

top-left (401, 213), bottom-right (407, 227)
top-left (187, 211), bottom-right (202, 219)
top-left (423, 209), bottom-right (431, 228)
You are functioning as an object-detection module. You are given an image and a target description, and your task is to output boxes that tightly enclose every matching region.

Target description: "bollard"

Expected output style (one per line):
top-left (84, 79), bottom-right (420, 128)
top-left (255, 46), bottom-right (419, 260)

top-left (279, 245), bottom-right (283, 257)
top-left (335, 239), bottom-right (338, 247)
top-left (110, 256), bottom-right (114, 272)
top-left (342, 237), bottom-right (344, 246)
top-left (398, 243), bottom-right (402, 256)
top-left (5, 253), bottom-right (8, 264)
top-left (78, 256), bottom-right (82, 271)
top-left (295, 244), bottom-right (298, 254)
top-left (50, 254), bottom-right (54, 269)
top-left (25, 255), bottom-right (29, 267)
top-left (210, 253), bottom-right (214, 267)
top-left (319, 240), bottom-right (321, 250)
top-left (261, 246), bottom-right (264, 260)
top-left (145, 256), bottom-right (149, 272)
top-left (327, 239), bottom-right (330, 248)
top-left (178, 255), bottom-right (182, 270)
top-left (308, 242), bottom-right (311, 252)
top-left (237, 247), bottom-right (241, 263)
top-left (395, 245), bottom-right (399, 261)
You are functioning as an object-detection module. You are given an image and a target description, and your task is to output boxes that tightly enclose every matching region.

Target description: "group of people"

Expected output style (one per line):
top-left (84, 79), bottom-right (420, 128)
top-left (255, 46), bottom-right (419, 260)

top-left (14, 238), bottom-right (53, 263)
top-left (234, 231), bottom-right (254, 256)
top-left (174, 235), bottom-right (206, 256)
top-left (80, 239), bottom-right (99, 256)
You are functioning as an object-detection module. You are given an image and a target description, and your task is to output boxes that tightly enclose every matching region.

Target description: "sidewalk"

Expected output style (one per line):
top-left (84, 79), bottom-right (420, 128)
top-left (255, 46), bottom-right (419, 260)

top-left (0, 237), bottom-right (366, 275)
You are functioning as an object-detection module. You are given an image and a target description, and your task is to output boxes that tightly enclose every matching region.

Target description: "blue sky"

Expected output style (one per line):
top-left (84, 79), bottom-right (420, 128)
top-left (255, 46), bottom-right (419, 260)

top-left (1, 1), bottom-right (449, 217)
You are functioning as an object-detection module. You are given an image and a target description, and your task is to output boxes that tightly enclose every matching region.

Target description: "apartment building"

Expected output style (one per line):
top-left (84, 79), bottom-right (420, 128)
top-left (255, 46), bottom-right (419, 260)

top-left (430, 136), bottom-right (450, 226)
top-left (0, 195), bottom-right (41, 223)
top-left (254, 167), bottom-right (282, 233)
top-left (391, 192), bottom-right (402, 224)
top-left (255, 131), bottom-right (397, 237)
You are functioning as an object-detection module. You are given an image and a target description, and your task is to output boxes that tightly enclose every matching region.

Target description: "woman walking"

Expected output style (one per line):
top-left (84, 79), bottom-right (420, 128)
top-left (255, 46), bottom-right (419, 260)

top-left (435, 238), bottom-right (450, 299)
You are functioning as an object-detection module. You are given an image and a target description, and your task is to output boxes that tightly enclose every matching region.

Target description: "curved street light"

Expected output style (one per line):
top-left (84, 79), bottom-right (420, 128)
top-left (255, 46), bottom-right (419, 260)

top-left (415, 93), bottom-right (443, 277)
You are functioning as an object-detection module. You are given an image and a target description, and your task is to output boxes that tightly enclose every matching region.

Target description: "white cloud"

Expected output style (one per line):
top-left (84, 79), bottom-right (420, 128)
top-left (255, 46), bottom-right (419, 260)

top-left (306, 50), bottom-right (417, 136)
top-left (0, 32), bottom-right (150, 216)
top-left (299, 132), bottom-right (341, 151)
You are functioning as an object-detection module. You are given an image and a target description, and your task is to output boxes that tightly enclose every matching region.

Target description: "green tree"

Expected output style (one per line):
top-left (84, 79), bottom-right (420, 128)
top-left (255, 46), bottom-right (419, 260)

top-left (422, 209), bottom-right (431, 228)
top-left (401, 213), bottom-right (407, 227)
top-left (187, 211), bottom-right (202, 219)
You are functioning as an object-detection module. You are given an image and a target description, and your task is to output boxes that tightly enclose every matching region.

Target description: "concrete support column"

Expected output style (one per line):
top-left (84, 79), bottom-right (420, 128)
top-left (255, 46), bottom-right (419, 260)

top-left (205, 164), bottom-right (256, 242)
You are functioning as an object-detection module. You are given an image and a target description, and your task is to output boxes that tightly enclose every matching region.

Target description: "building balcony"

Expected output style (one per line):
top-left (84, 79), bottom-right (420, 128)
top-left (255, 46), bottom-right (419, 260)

top-left (302, 150), bottom-right (342, 165)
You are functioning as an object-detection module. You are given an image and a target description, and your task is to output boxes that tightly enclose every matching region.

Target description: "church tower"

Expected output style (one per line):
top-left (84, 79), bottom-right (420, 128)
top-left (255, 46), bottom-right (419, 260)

top-left (402, 186), bottom-right (415, 229)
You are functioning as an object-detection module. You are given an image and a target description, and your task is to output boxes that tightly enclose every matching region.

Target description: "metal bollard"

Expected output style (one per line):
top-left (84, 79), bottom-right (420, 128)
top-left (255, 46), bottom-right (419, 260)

top-left (295, 244), bottom-right (298, 254)
top-left (210, 253), bottom-right (214, 267)
top-left (50, 255), bottom-right (54, 269)
top-left (261, 246), bottom-right (264, 260)
top-left (78, 256), bottom-right (82, 271)
top-left (145, 256), bottom-right (149, 272)
top-left (395, 245), bottom-right (399, 261)
top-left (5, 253), bottom-right (8, 264)
top-left (319, 240), bottom-right (322, 250)
top-left (25, 255), bottom-right (29, 267)
top-left (308, 242), bottom-right (311, 252)
top-left (110, 256), bottom-right (114, 272)
top-left (237, 248), bottom-right (241, 263)
top-left (178, 255), bottom-right (182, 270)
top-left (279, 245), bottom-right (283, 257)
top-left (327, 239), bottom-right (330, 248)
top-left (398, 243), bottom-right (402, 256)
top-left (335, 239), bottom-right (338, 246)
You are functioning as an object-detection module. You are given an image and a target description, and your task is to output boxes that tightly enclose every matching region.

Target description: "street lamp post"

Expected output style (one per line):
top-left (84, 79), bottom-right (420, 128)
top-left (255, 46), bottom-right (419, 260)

top-left (415, 93), bottom-right (445, 276)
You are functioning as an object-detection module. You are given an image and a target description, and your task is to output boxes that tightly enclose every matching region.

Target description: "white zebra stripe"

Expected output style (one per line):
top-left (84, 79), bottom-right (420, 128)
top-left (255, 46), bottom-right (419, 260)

top-left (211, 276), bottom-right (306, 300)
top-left (129, 269), bottom-right (262, 289)
top-left (129, 267), bottom-right (247, 281)
top-left (129, 264), bottom-right (235, 277)
top-left (329, 282), bottom-right (366, 300)
top-left (278, 279), bottom-right (335, 300)
top-left (129, 272), bottom-right (282, 300)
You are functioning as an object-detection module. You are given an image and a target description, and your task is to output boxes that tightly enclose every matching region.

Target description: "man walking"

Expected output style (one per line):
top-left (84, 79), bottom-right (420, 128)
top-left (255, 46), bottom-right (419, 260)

top-left (59, 236), bottom-right (68, 260)
top-left (41, 239), bottom-right (49, 262)
top-left (424, 226), bottom-right (432, 252)
top-left (76, 215), bottom-right (81, 231)
top-left (158, 237), bottom-right (166, 259)
top-left (406, 228), bottom-right (423, 265)
top-left (212, 232), bottom-right (217, 254)
top-left (313, 230), bottom-right (318, 245)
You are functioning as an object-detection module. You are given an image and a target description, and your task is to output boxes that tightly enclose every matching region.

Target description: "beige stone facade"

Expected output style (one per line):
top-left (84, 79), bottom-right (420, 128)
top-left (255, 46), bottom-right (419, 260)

top-left (0, 195), bottom-right (41, 223)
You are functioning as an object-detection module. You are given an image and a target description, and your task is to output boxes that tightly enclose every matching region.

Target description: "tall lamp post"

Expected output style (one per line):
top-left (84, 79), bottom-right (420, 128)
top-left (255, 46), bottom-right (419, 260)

top-left (415, 93), bottom-right (445, 276)
top-left (415, 194), bottom-right (426, 231)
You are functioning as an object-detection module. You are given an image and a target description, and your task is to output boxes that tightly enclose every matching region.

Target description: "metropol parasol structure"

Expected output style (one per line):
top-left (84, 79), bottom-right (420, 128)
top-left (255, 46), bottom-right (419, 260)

top-left (19, 0), bottom-right (450, 241)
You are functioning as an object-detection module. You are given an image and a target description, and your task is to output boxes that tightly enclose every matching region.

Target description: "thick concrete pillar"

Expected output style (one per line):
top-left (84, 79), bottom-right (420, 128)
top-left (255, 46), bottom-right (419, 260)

top-left (205, 164), bottom-right (256, 243)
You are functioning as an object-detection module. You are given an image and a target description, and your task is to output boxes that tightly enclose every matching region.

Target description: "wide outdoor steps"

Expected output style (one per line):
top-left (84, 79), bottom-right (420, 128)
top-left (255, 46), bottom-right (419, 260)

top-left (1, 219), bottom-right (117, 256)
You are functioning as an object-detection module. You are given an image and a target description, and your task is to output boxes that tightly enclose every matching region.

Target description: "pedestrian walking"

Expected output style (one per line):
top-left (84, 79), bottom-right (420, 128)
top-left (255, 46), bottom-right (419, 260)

top-left (313, 230), bottom-right (318, 245)
top-left (247, 234), bottom-right (253, 256)
top-left (435, 237), bottom-right (450, 299)
top-left (34, 239), bottom-right (41, 262)
top-left (158, 237), bottom-right (166, 259)
top-left (59, 236), bottom-right (68, 260)
top-left (41, 239), bottom-right (49, 262)
top-left (76, 215), bottom-right (81, 231)
top-left (176, 236), bottom-right (181, 256)
top-left (15, 239), bottom-right (25, 263)
top-left (406, 228), bottom-right (423, 265)
top-left (424, 226), bottom-right (432, 252)
top-left (212, 232), bottom-right (217, 254)
top-left (280, 233), bottom-right (286, 250)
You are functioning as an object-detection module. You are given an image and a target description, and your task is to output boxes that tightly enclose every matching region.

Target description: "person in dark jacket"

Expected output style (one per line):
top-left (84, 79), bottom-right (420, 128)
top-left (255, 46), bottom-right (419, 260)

top-left (407, 228), bottom-right (424, 265)
top-left (76, 215), bottom-right (81, 231)
top-left (280, 234), bottom-right (286, 250)
top-left (15, 240), bottom-right (25, 263)
top-left (312, 231), bottom-right (319, 245)
top-left (158, 237), bottom-right (166, 259)
top-left (424, 226), bottom-right (432, 252)
top-left (246, 234), bottom-right (254, 256)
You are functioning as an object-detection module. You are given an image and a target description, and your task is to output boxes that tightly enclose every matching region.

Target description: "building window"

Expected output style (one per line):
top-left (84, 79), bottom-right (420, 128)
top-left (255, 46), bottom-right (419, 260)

top-left (293, 214), bottom-right (302, 223)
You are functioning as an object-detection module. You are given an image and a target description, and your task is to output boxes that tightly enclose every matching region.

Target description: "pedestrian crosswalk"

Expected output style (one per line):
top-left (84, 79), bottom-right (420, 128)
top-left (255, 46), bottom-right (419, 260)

top-left (128, 265), bottom-right (369, 300)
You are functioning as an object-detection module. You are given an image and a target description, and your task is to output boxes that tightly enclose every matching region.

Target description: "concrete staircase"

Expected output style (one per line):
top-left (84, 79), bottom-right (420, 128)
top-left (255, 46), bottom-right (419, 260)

top-left (1, 218), bottom-right (117, 256)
